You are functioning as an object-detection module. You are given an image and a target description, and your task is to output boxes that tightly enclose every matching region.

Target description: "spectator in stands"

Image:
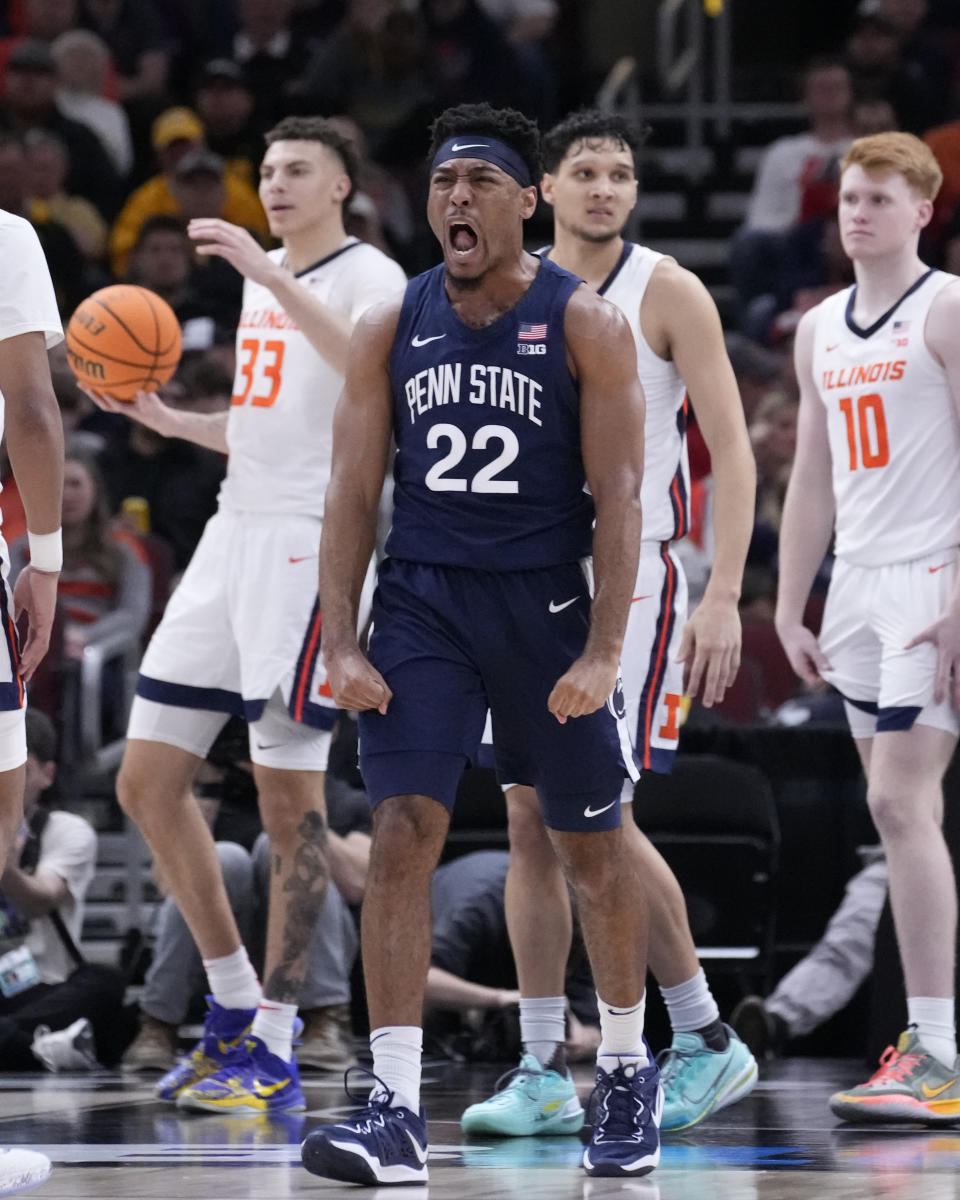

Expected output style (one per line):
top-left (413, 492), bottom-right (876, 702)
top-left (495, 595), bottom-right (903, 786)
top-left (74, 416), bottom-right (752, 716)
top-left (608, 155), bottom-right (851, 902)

top-left (108, 106), bottom-right (268, 278)
top-left (232, 0), bottom-right (318, 128)
top-left (126, 214), bottom-right (240, 354)
top-left (192, 58), bottom-right (260, 188)
top-left (923, 120), bottom-right (960, 255)
top-left (476, 0), bottom-right (557, 47)
top-left (730, 58), bottom-right (854, 335)
top-left (750, 392), bottom-right (798, 541)
top-left (97, 376), bottom-right (226, 573)
top-left (0, 128), bottom-right (87, 316)
top-left (731, 849), bottom-right (888, 1058)
top-left (844, 7), bottom-right (950, 135)
top-left (0, 0), bottom-right (78, 92)
top-left (290, 0), bottom-right (434, 170)
top-left (76, 0), bottom-right (172, 105)
top-left (51, 28), bottom-right (133, 178)
top-left (0, 709), bottom-right (128, 1072)
top-left (25, 129), bottom-right (108, 265)
top-left (852, 96), bottom-right (899, 137)
top-left (1, 38), bottom-right (122, 220)
top-left (12, 446), bottom-right (151, 664)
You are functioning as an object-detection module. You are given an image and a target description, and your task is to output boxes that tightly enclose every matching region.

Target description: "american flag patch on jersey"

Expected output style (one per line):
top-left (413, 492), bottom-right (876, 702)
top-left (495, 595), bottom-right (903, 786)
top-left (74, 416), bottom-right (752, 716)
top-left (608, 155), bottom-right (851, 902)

top-left (518, 322), bottom-right (548, 341)
top-left (893, 319), bottom-right (911, 331)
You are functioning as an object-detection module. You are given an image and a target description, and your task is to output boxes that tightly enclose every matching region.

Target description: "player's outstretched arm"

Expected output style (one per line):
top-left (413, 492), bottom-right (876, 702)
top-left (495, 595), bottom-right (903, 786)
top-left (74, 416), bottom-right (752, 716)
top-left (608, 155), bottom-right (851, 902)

top-left (0, 331), bottom-right (64, 681)
top-left (654, 262), bottom-right (756, 706)
top-left (904, 281), bottom-right (960, 706)
top-left (548, 289), bottom-right (645, 723)
top-left (775, 307), bottom-right (835, 686)
top-left (82, 385), bottom-right (230, 454)
top-left (189, 217), bottom-right (358, 375)
top-left (319, 300), bottom-right (400, 715)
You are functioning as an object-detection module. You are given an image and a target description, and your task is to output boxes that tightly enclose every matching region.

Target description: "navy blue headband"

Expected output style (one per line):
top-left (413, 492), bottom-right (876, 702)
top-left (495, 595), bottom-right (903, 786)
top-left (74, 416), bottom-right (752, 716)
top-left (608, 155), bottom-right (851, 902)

top-left (431, 136), bottom-right (533, 188)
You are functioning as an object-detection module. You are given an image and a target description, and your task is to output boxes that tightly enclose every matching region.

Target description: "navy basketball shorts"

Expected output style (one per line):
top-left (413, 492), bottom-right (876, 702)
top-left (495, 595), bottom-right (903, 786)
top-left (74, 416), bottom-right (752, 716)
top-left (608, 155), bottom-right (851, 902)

top-left (358, 558), bottom-right (637, 833)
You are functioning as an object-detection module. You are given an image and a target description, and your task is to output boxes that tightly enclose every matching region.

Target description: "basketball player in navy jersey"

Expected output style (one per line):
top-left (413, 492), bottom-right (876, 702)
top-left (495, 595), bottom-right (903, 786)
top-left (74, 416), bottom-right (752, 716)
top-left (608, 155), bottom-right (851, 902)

top-left (303, 103), bottom-right (658, 1185)
top-left (462, 111), bottom-right (758, 1138)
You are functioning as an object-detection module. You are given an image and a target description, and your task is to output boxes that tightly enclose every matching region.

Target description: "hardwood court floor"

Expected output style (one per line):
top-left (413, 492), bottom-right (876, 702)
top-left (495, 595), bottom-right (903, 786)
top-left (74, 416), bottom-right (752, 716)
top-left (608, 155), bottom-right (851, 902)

top-left (2, 1057), bottom-right (960, 1199)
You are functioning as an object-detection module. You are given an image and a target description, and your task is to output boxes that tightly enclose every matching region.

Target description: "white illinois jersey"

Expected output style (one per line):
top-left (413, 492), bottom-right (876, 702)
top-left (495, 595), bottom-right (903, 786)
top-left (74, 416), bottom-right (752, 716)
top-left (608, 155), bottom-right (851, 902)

top-left (600, 243), bottom-right (690, 545)
top-left (219, 238), bottom-right (406, 519)
top-left (812, 269), bottom-right (960, 567)
top-left (0, 210), bottom-right (63, 454)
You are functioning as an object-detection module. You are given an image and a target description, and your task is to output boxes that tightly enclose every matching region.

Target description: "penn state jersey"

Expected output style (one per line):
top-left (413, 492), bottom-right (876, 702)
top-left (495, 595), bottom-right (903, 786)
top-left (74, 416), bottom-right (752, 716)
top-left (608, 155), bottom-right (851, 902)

top-left (219, 239), bottom-right (406, 519)
top-left (386, 256), bottom-right (593, 569)
top-left (811, 269), bottom-right (960, 567)
top-left (598, 244), bottom-right (689, 544)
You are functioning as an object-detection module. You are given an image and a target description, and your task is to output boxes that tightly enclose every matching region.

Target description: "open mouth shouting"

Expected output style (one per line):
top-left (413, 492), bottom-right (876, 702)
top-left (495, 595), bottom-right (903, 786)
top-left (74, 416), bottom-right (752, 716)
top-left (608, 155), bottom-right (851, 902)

top-left (448, 219), bottom-right (480, 261)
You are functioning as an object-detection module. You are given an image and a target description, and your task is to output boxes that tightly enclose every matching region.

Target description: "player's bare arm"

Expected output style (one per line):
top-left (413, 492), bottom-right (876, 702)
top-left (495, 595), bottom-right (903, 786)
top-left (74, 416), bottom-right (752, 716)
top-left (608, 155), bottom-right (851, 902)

top-left (904, 280), bottom-right (960, 705)
top-left (648, 260), bottom-right (756, 706)
top-left (775, 307), bottom-right (836, 686)
top-left (548, 289), bottom-right (644, 723)
top-left (81, 384), bottom-right (230, 454)
top-left (189, 218), bottom-right (355, 374)
top-left (0, 331), bottom-right (64, 681)
top-left (319, 300), bottom-right (400, 714)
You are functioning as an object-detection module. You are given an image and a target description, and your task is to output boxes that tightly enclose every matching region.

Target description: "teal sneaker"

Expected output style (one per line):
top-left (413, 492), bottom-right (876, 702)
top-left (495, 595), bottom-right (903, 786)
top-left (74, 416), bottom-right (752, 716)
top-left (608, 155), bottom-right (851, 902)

top-left (658, 1026), bottom-right (758, 1131)
top-left (461, 1052), bottom-right (585, 1136)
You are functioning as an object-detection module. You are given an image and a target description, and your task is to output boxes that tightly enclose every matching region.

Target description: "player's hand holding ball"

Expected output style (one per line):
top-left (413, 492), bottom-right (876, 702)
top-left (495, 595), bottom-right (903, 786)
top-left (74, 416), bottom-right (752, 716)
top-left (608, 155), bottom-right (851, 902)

top-left (65, 284), bottom-right (182, 401)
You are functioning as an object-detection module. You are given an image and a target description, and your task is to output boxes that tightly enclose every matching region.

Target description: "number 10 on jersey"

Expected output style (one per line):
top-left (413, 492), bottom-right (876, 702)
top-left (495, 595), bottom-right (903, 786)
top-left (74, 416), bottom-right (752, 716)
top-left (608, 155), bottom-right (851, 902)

top-left (839, 392), bottom-right (889, 470)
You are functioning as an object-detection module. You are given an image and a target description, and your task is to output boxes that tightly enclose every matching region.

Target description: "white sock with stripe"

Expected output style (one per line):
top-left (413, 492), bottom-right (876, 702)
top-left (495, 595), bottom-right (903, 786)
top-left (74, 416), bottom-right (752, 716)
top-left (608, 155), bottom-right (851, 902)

top-left (251, 1000), bottom-right (298, 1063)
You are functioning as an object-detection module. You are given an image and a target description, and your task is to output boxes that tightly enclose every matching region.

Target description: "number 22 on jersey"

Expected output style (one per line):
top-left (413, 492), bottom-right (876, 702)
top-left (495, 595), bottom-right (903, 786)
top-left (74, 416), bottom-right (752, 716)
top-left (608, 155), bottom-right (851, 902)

top-left (232, 337), bottom-right (285, 408)
top-left (839, 392), bottom-right (890, 470)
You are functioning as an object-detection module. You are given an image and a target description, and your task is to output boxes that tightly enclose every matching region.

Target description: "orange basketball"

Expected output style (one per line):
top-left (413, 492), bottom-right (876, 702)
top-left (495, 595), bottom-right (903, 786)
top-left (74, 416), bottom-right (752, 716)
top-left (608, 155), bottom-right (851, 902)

top-left (65, 284), bottom-right (182, 401)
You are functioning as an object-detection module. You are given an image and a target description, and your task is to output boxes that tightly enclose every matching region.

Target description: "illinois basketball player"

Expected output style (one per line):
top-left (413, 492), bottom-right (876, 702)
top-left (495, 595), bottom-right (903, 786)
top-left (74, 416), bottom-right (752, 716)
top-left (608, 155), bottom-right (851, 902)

top-left (777, 131), bottom-right (960, 1124)
top-left (462, 109), bottom-right (758, 1140)
top-left (87, 116), bottom-right (405, 1116)
top-left (303, 102), bottom-right (657, 1186)
top-left (0, 206), bottom-right (66, 1195)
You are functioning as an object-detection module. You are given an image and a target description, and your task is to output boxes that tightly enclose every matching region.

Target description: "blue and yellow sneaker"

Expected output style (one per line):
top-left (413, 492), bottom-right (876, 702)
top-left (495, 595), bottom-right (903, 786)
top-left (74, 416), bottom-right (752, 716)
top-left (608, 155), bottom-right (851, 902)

top-left (175, 1034), bottom-right (306, 1115)
top-left (301, 1068), bottom-right (429, 1185)
top-left (658, 1027), bottom-right (758, 1131)
top-left (582, 1058), bottom-right (662, 1178)
top-left (461, 1053), bottom-right (585, 1136)
top-left (155, 996), bottom-right (256, 1102)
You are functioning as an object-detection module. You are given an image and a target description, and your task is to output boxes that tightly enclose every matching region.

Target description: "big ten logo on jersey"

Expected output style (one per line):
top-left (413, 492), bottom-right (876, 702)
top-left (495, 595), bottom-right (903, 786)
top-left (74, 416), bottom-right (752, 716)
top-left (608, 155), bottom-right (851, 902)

top-left (517, 320), bottom-right (547, 356)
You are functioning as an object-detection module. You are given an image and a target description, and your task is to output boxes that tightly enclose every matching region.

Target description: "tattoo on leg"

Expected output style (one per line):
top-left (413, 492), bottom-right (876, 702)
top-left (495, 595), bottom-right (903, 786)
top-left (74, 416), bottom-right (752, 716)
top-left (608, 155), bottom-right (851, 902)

top-left (264, 810), bottom-right (329, 1003)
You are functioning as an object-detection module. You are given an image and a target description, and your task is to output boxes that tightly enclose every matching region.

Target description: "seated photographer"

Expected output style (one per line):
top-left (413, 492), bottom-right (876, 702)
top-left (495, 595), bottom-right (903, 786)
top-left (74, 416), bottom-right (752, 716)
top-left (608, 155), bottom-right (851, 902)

top-left (0, 709), bottom-right (125, 1071)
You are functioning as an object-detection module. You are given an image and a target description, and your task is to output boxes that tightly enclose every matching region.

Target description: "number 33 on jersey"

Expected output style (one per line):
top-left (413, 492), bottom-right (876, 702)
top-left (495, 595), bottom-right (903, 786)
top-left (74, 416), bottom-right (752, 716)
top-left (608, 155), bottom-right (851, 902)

top-left (812, 269), bottom-right (960, 568)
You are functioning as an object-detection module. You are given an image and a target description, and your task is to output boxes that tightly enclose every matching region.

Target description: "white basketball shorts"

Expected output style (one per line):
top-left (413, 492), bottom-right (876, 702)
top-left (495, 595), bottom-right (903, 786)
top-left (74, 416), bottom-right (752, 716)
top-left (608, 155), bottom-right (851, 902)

top-left (129, 509), bottom-right (365, 770)
top-left (818, 548), bottom-right (960, 739)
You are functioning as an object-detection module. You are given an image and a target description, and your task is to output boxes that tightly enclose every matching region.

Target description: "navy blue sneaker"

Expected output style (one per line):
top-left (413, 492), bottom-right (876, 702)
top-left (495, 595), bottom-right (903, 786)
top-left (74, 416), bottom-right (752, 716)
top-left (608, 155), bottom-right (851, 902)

top-left (582, 1058), bottom-right (662, 1177)
top-left (300, 1068), bottom-right (429, 1185)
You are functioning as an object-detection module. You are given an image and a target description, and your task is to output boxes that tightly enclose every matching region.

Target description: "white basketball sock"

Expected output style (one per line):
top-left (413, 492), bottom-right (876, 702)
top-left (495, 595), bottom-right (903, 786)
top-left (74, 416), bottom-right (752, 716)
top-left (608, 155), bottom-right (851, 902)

top-left (596, 990), bottom-right (648, 1070)
top-left (203, 946), bottom-right (262, 1013)
top-left (251, 1000), bottom-right (298, 1063)
top-left (660, 968), bottom-right (721, 1034)
top-left (520, 996), bottom-right (566, 1068)
top-left (370, 1025), bottom-right (423, 1112)
top-left (908, 996), bottom-right (957, 1069)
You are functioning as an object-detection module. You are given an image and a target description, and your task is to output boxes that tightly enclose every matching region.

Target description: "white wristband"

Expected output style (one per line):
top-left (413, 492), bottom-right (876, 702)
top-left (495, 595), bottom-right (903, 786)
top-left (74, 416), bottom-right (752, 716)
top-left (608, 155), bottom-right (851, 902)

top-left (27, 529), bottom-right (62, 573)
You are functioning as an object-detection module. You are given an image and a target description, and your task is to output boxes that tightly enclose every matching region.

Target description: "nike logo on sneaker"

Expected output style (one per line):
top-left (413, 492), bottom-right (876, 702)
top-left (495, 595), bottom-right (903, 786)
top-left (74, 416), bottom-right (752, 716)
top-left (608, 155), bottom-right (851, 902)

top-left (451, 142), bottom-right (489, 152)
top-left (929, 563), bottom-right (952, 573)
top-left (411, 333), bottom-right (446, 346)
top-left (549, 597), bottom-right (579, 613)
top-left (406, 1130), bottom-right (428, 1163)
top-left (289, 555), bottom-right (316, 563)
top-left (252, 1077), bottom-right (291, 1099)
top-left (583, 799), bottom-right (617, 818)
top-left (922, 1078), bottom-right (958, 1098)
